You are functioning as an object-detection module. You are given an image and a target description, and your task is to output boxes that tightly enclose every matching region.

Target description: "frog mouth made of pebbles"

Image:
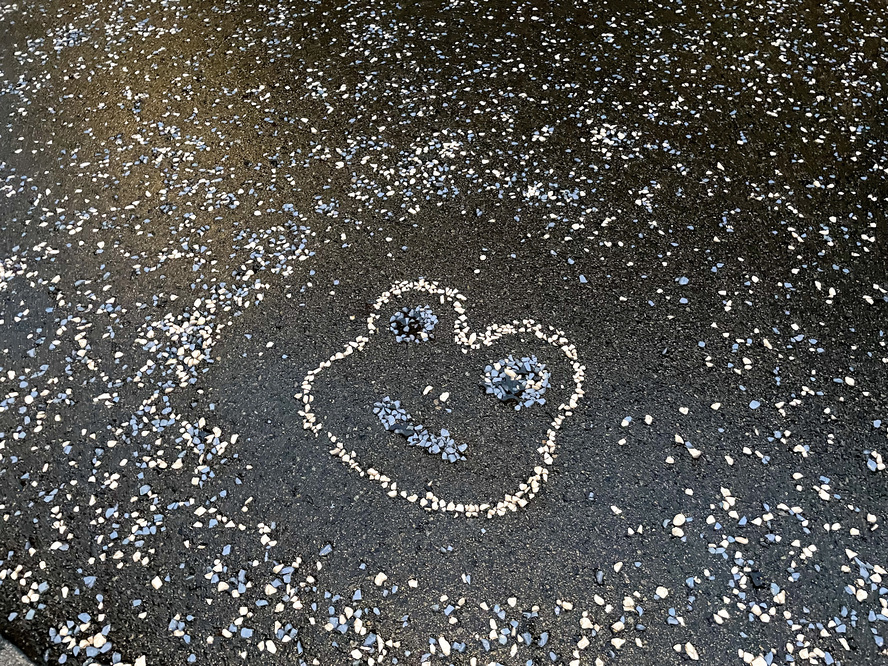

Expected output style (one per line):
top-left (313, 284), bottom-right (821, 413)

top-left (296, 279), bottom-right (585, 519)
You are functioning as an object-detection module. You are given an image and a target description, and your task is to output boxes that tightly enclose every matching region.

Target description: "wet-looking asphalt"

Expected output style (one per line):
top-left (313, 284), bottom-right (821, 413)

top-left (0, 0), bottom-right (887, 664)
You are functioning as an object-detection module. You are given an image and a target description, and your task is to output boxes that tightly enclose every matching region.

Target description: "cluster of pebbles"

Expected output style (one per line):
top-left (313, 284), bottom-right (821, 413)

top-left (388, 305), bottom-right (438, 343)
top-left (482, 355), bottom-right (551, 410)
top-left (372, 397), bottom-right (467, 463)
top-left (0, 256), bottom-right (26, 292)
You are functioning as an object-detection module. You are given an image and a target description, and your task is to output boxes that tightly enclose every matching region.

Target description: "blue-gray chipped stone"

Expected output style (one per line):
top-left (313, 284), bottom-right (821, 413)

top-left (482, 355), bottom-right (550, 410)
top-left (389, 305), bottom-right (438, 343)
top-left (373, 397), bottom-right (465, 462)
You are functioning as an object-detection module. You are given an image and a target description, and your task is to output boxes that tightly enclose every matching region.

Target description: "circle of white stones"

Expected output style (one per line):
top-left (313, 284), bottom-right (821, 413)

top-left (296, 278), bottom-right (586, 519)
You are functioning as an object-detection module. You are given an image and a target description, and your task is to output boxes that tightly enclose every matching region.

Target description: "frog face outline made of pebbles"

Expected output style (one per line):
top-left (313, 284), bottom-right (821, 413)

top-left (296, 279), bottom-right (586, 519)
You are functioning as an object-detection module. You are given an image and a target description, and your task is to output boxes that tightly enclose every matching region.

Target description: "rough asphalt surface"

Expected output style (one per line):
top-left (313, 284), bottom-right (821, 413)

top-left (0, 636), bottom-right (33, 666)
top-left (1, 0), bottom-right (887, 665)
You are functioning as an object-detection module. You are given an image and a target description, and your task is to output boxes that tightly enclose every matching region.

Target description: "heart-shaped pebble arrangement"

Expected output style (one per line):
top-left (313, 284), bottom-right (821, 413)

top-left (296, 279), bottom-right (585, 518)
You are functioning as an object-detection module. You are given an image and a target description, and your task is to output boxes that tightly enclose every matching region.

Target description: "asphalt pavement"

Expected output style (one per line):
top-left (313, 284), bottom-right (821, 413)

top-left (0, 0), bottom-right (886, 665)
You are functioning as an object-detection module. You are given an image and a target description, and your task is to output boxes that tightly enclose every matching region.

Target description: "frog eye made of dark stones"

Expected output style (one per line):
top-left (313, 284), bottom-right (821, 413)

top-left (389, 305), bottom-right (438, 343)
top-left (481, 355), bottom-right (550, 411)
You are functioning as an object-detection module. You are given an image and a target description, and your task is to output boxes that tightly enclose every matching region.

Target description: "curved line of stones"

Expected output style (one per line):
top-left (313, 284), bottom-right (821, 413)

top-left (296, 278), bottom-right (586, 519)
